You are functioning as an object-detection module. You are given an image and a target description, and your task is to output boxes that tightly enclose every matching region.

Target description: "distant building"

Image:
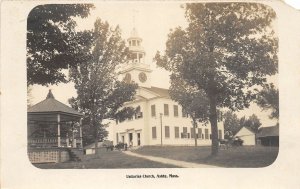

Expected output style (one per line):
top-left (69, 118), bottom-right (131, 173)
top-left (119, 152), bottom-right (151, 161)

top-left (257, 125), bottom-right (279, 146)
top-left (110, 28), bottom-right (224, 147)
top-left (234, 127), bottom-right (256, 145)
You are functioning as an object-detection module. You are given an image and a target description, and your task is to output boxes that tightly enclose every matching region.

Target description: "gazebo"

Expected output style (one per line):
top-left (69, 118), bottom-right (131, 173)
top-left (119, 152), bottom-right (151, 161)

top-left (28, 90), bottom-right (83, 163)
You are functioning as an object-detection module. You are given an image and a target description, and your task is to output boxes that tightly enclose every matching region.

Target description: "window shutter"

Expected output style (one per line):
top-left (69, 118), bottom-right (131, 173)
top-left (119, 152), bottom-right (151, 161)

top-left (164, 104), bottom-right (169, 116)
top-left (152, 127), bottom-right (157, 139)
top-left (174, 105), bottom-right (178, 117)
top-left (151, 105), bottom-right (156, 117)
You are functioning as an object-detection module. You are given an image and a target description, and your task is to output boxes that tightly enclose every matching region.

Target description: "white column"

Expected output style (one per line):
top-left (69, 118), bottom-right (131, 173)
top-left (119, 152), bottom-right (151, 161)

top-left (79, 119), bottom-right (83, 148)
top-left (57, 114), bottom-right (61, 147)
top-left (66, 133), bottom-right (69, 147)
top-left (72, 123), bottom-right (75, 148)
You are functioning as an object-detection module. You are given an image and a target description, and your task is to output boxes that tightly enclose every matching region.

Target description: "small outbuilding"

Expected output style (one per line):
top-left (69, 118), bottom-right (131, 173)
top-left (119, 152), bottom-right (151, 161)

top-left (234, 127), bottom-right (256, 145)
top-left (257, 125), bottom-right (279, 146)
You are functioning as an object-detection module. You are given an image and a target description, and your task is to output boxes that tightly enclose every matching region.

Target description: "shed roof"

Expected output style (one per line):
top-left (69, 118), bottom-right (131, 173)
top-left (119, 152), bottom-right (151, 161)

top-left (235, 126), bottom-right (255, 137)
top-left (28, 90), bottom-right (83, 117)
top-left (257, 125), bottom-right (279, 138)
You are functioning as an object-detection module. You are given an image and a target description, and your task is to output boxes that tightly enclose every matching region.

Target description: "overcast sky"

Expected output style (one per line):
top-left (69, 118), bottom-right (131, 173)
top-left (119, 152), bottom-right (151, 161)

top-left (30, 2), bottom-right (279, 127)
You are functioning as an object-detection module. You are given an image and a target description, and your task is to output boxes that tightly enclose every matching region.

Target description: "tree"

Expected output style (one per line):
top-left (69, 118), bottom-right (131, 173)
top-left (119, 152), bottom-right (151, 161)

top-left (223, 111), bottom-right (241, 138)
top-left (256, 83), bottom-right (279, 120)
top-left (69, 18), bottom-right (138, 149)
top-left (155, 3), bottom-right (278, 155)
top-left (27, 86), bottom-right (33, 108)
top-left (240, 114), bottom-right (262, 133)
top-left (169, 75), bottom-right (209, 146)
top-left (27, 4), bottom-right (95, 86)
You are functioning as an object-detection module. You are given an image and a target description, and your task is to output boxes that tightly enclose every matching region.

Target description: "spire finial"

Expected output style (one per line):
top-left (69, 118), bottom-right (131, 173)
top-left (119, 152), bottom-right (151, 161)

top-left (46, 89), bottom-right (55, 99)
top-left (132, 9), bottom-right (138, 28)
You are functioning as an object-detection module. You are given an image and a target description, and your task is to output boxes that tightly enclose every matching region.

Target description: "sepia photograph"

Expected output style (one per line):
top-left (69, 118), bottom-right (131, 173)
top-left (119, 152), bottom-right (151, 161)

top-left (26, 2), bottom-right (279, 169)
top-left (1, 0), bottom-right (300, 188)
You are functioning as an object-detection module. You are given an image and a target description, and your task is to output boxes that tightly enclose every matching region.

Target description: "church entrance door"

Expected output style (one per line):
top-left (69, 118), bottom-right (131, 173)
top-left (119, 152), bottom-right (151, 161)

top-left (129, 133), bottom-right (133, 146)
top-left (137, 133), bottom-right (141, 146)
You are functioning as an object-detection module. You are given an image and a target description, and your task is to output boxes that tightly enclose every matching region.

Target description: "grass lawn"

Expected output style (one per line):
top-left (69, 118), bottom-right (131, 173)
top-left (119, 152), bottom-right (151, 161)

top-left (33, 150), bottom-right (179, 169)
top-left (134, 146), bottom-right (279, 168)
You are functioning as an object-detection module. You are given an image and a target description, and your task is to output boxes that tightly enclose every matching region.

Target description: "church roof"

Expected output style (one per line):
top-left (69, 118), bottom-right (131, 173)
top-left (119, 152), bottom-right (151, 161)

top-left (28, 90), bottom-right (83, 117)
top-left (141, 86), bottom-right (170, 97)
top-left (257, 125), bottom-right (279, 138)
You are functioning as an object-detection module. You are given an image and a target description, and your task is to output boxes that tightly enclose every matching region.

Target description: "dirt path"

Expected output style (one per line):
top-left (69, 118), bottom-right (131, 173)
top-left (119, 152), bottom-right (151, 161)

top-left (123, 151), bottom-right (220, 168)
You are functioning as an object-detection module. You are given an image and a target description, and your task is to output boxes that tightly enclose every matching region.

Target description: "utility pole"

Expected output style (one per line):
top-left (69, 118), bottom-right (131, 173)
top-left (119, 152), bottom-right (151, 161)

top-left (160, 113), bottom-right (163, 146)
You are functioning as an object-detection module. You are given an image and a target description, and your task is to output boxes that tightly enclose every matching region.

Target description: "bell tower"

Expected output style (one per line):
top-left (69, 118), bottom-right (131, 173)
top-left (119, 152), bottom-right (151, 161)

top-left (128, 28), bottom-right (145, 64)
top-left (120, 28), bottom-right (152, 88)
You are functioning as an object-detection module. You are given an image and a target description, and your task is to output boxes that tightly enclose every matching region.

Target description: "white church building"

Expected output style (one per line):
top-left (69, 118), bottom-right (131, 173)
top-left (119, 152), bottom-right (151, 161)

top-left (109, 28), bottom-right (224, 147)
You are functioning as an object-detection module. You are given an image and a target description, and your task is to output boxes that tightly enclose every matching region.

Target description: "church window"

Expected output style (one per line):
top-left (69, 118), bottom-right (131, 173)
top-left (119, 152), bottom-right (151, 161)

top-left (198, 128), bottom-right (202, 139)
top-left (191, 128), bottom-right (195, 138)
top-left (124, 73), bottom-right (131, 83)
top-left (132, 40), bottom-right (136, 46)
top-left (132, 53), bottom-right (137, 60)
top-left (174, 105), bottom-right (178, 117)
top-left (135, 111), bottom-right (143, 119)
top-left (152, 127), bottom-right (157, 139)
top-left (139, 54), bottom-right (143, 62)
top-left (182, 108), bottom-right (187, 117)
top-left (151, 105), bottom-right (156, 117)
top-left (164, 104), bottom-right (169, 116)
top-left (165, 126), bottom-right (170, 138)
top-left (205, 129), bottom-right (209, 139)
top-left (181, 127), bottom-right (188, 138)
top-left (183, 127), bottom-right (187, 133)
top-left (175, 127), bottom-right (179, 138)
top-left (218, 130), bottom-right (222, 139)
top-left (137, 41), bottom-right (140, 46)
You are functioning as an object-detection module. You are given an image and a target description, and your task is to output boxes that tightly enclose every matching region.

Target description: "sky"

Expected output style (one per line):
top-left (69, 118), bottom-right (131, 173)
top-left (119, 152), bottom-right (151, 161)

top-left (30, 2), bottom-right (279, 127)
top-left (285, 0), bottom-right (300, 9)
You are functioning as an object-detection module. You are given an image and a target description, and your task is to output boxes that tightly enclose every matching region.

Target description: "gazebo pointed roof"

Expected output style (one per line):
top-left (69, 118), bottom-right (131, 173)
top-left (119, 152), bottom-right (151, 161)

top-left (28, 90), bottom-right (82, 117)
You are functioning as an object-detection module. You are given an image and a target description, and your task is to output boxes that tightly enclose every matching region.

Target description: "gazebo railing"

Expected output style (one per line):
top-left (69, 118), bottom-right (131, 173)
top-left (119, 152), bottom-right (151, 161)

top-left (28, 137), bottom-right (58, 147)
top-left (28, 137), bottom-right (82, 148)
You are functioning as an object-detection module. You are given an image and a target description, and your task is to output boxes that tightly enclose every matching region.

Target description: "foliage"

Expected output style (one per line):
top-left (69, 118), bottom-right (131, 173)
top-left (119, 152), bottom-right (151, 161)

top-left (223, 111), bottom-right (241, 138)
top-left (79, 119), bottom-right (109, 146)
top-left (27, 86), bottom-right (33, 108)
top-left (240, 114), bottom-right (262, 133)
top-left (69, 18), bottom-right (138, 147)
top-left (224, 111), bottom-right (261, 139)
top-left (256, 83), bottom-right (279, 119)
top-left (27, 4), bottom-right (95, 86)
top-left (169, 75), bottom-right (210, 123)
top-left (155, 3), bottom-right (278, 155)
top-left (168, 75), bottom-right (210, 146)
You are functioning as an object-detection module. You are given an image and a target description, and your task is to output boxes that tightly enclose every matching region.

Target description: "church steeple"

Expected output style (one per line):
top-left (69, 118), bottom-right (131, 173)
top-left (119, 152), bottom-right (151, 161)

top-left (120, 28), bottom-right (152, 88)
top-left (127, 28), bottom-right (145, 64)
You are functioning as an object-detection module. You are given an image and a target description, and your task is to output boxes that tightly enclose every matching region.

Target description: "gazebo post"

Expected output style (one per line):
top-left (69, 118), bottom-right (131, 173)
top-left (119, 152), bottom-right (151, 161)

top-left (57, 114), bottom-right (61, 147)
top-left (72, 122), bottom-right (75, 148)
top-left (79, 118), bottom-right (83, 148)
